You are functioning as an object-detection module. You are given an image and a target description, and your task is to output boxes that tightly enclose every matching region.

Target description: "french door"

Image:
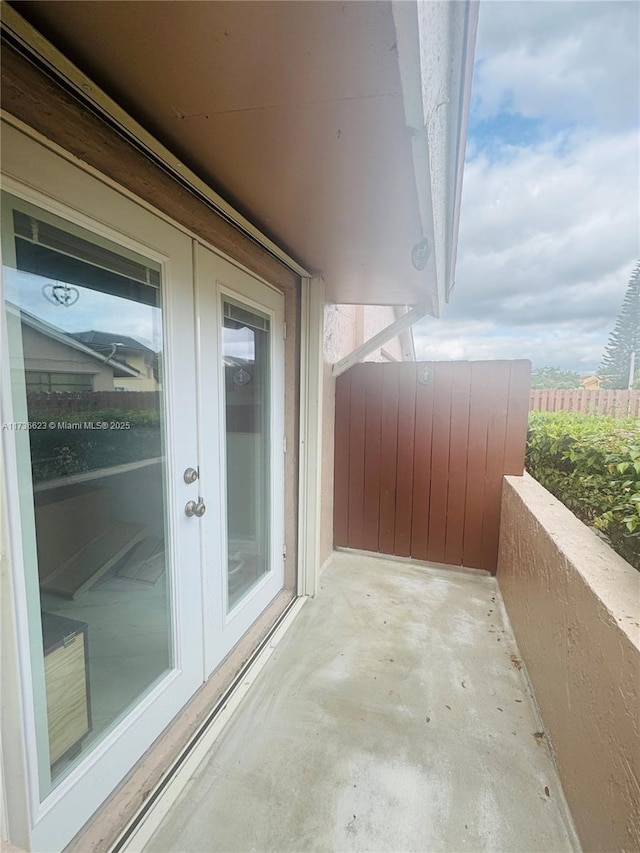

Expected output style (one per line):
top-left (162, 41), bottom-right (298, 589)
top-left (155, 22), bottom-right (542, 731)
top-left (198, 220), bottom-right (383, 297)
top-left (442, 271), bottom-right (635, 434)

top-left (1, 125), bottom-right (285, 852)
top-left (196, 245), bottom-right (285, 675)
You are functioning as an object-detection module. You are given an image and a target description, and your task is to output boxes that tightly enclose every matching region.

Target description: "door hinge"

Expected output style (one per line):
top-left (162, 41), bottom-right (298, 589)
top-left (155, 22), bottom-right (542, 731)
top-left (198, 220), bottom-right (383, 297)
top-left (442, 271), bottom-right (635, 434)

top-left (283, 321), bottom-right (287, 340)
top-left (283, 544), bottom-right (287, 560)
top-left (283, 435), bottom-right (287, 454)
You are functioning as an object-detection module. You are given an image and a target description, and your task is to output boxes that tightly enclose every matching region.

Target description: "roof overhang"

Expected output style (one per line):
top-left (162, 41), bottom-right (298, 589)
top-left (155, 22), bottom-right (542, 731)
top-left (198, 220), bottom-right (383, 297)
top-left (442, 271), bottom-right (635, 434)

top-left (3, 1), bottom-right (478, 315)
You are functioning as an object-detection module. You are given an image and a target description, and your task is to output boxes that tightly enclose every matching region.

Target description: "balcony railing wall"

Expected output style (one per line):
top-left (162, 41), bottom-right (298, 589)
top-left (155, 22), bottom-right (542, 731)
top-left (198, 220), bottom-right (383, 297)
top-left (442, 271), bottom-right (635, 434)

top-left (497, 473), bottom-right (640, 853)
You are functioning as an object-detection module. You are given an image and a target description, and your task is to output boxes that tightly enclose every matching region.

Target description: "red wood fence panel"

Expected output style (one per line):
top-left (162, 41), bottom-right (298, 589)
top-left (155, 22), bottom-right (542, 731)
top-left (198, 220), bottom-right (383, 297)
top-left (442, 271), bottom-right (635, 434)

top-left (334, 359), bottom-right (531, 573)
top-left (443, 362), bottom-right (472, 566)
top-left (427, 361), bottom-right (454, 564)
top-left (378, 367), bottom-right (399, 554)
top-left (333, 371), bottom-right (351, 547)
top-left (409, 365), bottom-right (433, 561)
top-left (347, 373), bottom-right (366, 551)
top-left (362, 365), bottom-right (383, 553)
top-left (462, 362), bottom-right (492, 570)
top-left (504, 360), bottom-right (532, 474)
top-left (480, 361), bottom-right (511, 572)
top-left (394, 365), bottom-right (417, 557)
top-left (530, 388), bottom-right (640, 417)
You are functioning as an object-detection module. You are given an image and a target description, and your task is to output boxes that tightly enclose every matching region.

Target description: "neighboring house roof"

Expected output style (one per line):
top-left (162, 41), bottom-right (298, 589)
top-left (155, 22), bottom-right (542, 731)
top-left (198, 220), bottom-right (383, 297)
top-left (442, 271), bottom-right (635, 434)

top-left (8, 305), bottom-right (141, 378)
top-left (70, 330), bottom-right (155, 354)
top-left (5, 1), bottom-right (478, 316)
top-left (580, 375), bottom-right (602, 389)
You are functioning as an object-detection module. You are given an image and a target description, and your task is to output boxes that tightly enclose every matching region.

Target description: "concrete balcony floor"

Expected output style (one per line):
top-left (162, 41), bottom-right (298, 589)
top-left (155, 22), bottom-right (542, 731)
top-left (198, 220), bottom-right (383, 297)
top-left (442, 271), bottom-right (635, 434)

top-left (144, 552), bottom-right (580, 852)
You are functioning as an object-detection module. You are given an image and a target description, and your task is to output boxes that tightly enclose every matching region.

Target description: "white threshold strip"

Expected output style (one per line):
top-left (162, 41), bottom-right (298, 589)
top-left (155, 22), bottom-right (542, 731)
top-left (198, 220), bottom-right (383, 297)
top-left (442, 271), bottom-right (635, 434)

top-left (109, 595), bottom-right (308, 853)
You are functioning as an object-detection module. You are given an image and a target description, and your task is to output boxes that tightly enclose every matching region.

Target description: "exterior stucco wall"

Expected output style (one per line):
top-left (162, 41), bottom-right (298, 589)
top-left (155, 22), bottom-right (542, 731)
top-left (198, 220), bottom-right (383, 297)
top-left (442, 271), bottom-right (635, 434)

top-left (323, 305), bottom-right (406, 364)
top-left (497, 473), bottom-right (640, 853)
top-left (362, 308), bottom-right (404, 362)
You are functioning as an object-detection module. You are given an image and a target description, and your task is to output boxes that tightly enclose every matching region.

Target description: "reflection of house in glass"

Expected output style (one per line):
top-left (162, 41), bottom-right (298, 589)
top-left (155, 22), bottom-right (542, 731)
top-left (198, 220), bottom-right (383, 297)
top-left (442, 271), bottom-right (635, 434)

top-left (6, 305), bottom-right (169, 784)
top-left (13, 305), bottom-right (142, 392)
top-left (70, 330), bottom-right (160, 391)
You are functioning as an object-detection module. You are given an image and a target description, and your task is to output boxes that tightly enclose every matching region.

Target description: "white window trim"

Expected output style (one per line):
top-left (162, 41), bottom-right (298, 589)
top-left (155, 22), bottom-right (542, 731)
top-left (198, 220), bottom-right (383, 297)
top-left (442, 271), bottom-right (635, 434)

top-left (297, 276), bottom-right (325, 597)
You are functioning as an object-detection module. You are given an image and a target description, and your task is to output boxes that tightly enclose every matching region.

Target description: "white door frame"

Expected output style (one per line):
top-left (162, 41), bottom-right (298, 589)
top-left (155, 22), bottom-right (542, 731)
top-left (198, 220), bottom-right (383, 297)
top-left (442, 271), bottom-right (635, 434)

top-left (0, 119), bottom-right (325, 853)
top-left (0, 125), bottom-right (204, 853)
top-left (297, 276), bottom-right (326, 598)
top-left (196, 244), bottom-right (285, 676)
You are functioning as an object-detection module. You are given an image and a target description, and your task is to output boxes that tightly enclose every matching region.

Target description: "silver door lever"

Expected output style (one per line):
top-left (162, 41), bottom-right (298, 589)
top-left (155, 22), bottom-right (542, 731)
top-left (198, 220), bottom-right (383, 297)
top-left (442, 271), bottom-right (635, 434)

top-left (185, 498), bottom-right (206, 518)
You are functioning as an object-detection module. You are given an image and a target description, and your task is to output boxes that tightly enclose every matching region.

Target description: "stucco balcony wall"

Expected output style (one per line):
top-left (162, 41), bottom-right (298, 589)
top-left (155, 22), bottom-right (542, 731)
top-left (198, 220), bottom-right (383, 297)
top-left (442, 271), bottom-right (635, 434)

top-left (497, 473), bottom-right (640, 853)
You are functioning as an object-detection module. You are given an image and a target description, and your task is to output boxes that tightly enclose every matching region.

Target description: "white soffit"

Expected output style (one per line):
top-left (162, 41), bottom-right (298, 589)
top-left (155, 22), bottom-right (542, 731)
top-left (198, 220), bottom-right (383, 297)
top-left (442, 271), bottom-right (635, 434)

top-left (4, 1), bottom-right (478, 312)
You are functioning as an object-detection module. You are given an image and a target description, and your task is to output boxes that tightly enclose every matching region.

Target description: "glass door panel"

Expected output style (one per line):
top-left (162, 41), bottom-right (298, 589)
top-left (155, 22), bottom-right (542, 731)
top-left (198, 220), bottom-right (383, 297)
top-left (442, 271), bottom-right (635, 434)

top-left (2, 194), bottom-right (172, 797)
top-left (195, 243), bottom-right (285, 674)
top-left (222, 300), bottom-right (271, 610)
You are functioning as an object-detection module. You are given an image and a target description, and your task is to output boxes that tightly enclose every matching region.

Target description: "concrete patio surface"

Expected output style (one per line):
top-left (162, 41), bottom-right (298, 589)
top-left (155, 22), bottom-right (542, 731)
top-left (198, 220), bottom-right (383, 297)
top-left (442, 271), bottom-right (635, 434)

top-left (143, 551), bottom-right (580, 852)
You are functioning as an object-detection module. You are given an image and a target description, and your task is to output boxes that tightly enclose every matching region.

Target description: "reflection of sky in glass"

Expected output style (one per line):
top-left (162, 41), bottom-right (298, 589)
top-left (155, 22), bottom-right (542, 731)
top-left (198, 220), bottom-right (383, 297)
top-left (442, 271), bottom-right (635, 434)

top-left (3, 268), bottom-right (162, 351)
top-left (223, 325), bottom-right (255, 362)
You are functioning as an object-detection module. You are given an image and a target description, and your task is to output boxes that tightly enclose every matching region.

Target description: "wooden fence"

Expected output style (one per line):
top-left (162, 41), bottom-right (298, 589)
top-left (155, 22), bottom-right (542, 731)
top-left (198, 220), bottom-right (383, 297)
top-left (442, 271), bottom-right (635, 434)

top-left (530, 389), bottom-right (640, 417)
top-left (334, 360), bottom-right (531, 573)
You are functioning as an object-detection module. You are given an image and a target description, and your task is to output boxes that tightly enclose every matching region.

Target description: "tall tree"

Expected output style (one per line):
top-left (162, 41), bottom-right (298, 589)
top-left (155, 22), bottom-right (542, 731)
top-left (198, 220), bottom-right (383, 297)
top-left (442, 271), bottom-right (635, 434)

top-left (599, 261), bottom-right (640, 389)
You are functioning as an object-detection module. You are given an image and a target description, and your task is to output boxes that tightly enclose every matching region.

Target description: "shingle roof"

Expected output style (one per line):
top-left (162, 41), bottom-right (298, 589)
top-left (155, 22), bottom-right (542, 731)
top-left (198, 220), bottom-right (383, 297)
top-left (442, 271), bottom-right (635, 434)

top-left (70, 330), bottom-right (154, 353)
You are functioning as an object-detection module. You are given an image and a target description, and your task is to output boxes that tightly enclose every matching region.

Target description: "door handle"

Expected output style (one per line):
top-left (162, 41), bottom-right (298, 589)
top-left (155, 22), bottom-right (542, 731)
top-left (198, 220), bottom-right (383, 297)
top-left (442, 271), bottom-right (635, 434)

top-left (183, 467), bottom-right (199, 484)
top-left (185, 498), bottom-right (206, 518)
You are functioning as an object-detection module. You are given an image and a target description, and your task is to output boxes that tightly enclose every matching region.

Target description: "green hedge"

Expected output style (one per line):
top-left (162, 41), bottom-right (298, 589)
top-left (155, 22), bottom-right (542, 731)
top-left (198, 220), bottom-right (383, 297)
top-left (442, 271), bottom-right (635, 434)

top-left (526, 411), bottom-right (640, 570)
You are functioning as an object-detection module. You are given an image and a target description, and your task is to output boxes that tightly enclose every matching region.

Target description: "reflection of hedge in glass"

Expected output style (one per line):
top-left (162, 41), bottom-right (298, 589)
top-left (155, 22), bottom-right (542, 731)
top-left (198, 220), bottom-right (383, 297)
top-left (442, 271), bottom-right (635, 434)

top-left (26, 391), bottom-right (160, 416)
top-left (526, 411), bottom-right (640, 570)
top-left (27, 409), bottom-right (161, 482)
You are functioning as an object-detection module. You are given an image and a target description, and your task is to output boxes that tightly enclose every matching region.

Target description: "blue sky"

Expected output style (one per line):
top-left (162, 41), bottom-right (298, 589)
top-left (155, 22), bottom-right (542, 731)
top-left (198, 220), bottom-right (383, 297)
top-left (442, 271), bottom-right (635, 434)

top-left (414, 0), bottom-right (640, 375)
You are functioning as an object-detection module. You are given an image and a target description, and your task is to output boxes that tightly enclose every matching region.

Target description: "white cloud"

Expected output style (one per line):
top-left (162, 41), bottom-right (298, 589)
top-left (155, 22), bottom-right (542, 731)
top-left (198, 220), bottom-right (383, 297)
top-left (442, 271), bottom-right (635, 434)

top-left (415, 126), bottom-right (639, 370)
top-left (451, 126), bottom-right (639, 318)
top-left (474, 1), bottom-right (639, 129)
top-left (462, 131), bottom-right (638, 257)
top-left (415, 2), bottom-right (640, 373)
top-left (414, 317), bottom-right (611, 373)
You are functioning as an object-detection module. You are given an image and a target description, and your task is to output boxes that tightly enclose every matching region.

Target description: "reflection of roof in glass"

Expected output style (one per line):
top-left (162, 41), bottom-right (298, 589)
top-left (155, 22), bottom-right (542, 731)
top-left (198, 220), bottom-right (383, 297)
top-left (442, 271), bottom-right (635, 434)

top-left (70, 330), bottom-right (155, 353)
top-left (8, 304), bottom-right (141, 378)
